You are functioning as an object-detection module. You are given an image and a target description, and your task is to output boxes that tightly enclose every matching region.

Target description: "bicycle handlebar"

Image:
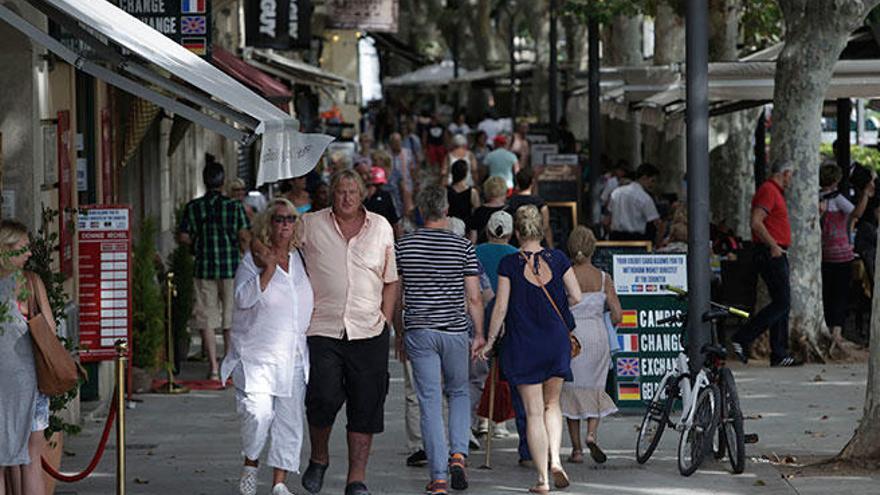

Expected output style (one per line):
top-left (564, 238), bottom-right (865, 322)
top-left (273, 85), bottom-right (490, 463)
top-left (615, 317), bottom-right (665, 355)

top-left (663, 285), bottom-right (750, 320)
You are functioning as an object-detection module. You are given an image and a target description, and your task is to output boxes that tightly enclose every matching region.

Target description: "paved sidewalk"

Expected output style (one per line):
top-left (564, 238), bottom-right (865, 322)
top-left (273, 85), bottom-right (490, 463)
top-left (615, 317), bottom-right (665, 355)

top-left (54, 360), bottom-right (877, 495)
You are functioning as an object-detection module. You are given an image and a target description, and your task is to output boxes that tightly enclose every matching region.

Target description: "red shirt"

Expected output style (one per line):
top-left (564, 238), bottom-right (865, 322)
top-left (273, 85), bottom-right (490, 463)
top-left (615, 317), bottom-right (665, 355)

top-left (752, 179), bottom-right (791, 248)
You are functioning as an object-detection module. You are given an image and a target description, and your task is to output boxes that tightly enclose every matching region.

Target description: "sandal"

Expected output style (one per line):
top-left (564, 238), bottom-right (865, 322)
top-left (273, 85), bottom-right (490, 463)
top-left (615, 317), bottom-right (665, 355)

top-left (550, 467), bottom-right (570, 489)
top-left (528, 484), bottom-right (550, 494)
top-left (567, 450), bottom-right (584, 464)
top-left (586, 441), bottom-right (607, 464)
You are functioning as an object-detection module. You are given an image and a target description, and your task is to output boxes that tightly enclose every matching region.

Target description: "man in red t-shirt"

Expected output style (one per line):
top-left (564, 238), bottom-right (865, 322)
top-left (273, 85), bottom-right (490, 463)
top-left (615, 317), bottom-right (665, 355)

top-left (732, 161), bottom-right (802, 367)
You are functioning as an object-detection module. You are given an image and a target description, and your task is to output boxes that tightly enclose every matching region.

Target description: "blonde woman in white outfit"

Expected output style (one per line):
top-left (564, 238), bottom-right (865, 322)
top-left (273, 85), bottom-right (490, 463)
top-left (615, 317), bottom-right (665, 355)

top-left (221, 198), bottom-right (314, 495)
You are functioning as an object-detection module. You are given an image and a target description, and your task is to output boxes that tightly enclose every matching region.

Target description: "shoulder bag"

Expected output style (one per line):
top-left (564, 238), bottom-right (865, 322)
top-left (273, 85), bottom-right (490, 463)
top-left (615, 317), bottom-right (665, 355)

top-left (26, 271), bottom-right (80, 396)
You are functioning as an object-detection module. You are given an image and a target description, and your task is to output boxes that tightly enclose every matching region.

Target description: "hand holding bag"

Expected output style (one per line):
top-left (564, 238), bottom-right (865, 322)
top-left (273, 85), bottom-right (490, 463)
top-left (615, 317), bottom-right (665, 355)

top-left (26, 271), bottom-right (79, 397)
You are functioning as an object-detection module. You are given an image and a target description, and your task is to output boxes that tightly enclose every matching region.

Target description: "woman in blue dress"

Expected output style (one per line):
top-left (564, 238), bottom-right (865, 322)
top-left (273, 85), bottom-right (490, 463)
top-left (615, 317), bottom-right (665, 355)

top-left (480, 205), bottom-right (582, 494)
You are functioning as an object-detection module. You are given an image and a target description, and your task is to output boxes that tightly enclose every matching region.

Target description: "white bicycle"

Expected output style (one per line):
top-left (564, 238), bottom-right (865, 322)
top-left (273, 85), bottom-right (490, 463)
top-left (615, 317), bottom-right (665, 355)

top-left (634, 287), bottom-right (749, 476)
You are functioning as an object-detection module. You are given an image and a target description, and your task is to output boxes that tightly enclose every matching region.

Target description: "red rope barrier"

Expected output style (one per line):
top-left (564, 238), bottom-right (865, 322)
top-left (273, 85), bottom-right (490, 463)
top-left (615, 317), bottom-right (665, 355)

top-left (41, 388), bottom-right (119, 482)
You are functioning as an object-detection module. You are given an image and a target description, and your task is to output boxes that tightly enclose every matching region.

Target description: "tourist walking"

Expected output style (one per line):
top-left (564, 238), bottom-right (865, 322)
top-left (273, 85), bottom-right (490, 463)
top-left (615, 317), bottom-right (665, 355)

top-left (480, 205), bottom-right (582, 494)
top-left (222, 199), bottom-right (314, 495)
top-left (507, 168), bottom-right (554, 248)
top-left (732, 161), bottom-right (801, 367)
top-left (296, 170), bottom-right (399, 495)
top-left (484, 135), bottom-right (519, 192)
top-left (447, 160), bottom-right (480, 227)
top-left (0, 220), bottom-right (47, 495)
top-left (443, 134), bottom-right (479, 188)
top-left (396, 185), bottom-right (486, 495)
top-left (819, 163), bottom-right (872, 349)
top-left (608, 163), bottom-right (662, 245)
top-left (561, 226), bottom-right (621, 465)
top-left (179, 162), bottom-right (251, 382)
top-left (467, 176), bottom-right (509, 245)
top-left (388, 132), bottom-right (416, 221)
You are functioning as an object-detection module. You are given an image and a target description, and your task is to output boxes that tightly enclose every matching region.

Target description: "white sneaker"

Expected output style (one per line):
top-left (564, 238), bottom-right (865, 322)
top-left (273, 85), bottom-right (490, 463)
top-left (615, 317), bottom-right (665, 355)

top-left (271, 483), bottom-right (296, 495)
top-left (239, 466), bottom-right (258, 495)
top-left (493, 423), bottom-right (513, 439)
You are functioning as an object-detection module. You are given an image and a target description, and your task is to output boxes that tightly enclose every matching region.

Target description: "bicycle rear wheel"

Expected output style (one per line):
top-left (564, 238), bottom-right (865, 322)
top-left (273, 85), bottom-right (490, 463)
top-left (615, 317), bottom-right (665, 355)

top-left (719, 367), bottom-right (746, 473)
top-left (678, 384), bottom-right (719, 477)
top-left (636, 381), bottom-right (675, 464)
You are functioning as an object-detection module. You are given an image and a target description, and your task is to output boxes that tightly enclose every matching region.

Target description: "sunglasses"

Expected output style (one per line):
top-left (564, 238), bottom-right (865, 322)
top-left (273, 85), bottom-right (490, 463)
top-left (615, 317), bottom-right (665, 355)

top-left (272, 215), bottom-right (298, 224)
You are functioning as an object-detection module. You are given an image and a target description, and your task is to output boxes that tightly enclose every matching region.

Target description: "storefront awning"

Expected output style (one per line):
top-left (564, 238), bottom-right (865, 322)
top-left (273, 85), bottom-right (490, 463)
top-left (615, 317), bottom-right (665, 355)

top-left (0, 0), bottom-right (332, 184)
top-left (244, 49), bottom-right (361, 105)
top-left (212, 46), bottom-right (292, 105)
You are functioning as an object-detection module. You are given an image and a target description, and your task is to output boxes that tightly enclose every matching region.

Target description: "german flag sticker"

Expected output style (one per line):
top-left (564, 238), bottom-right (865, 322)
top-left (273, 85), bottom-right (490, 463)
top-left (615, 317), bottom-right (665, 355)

top-left (618, 383), bottom-right (641, 401)
top-left (619, 310), bottom-right (638, 328)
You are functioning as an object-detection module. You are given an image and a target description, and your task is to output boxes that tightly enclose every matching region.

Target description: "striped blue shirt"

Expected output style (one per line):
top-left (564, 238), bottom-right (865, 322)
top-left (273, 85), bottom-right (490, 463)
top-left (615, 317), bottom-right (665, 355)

top-left (396, 228), bottom-right (480, 332)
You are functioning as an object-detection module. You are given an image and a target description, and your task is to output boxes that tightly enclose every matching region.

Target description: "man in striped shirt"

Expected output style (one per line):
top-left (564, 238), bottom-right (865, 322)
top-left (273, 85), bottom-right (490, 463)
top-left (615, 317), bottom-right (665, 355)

top-left (396, 185), bottom-right (486, 495)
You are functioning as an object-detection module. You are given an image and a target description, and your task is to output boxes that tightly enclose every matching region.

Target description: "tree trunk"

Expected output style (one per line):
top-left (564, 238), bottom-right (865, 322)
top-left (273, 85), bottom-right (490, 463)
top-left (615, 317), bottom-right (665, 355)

top-left (708, 0), bottom-right (740, 62)
top-left (526, 0), bottom-right (551, 122)
top-left (838, 243), bottom-right (880, 463)
top-left (710, 110), bottom-right (759, 238)
top-left (604, 14), bottom-right (643, 66)
top-left (771, 0), bottom-right (878, 360)
top-left (654, 3), bottom-right (685, 65)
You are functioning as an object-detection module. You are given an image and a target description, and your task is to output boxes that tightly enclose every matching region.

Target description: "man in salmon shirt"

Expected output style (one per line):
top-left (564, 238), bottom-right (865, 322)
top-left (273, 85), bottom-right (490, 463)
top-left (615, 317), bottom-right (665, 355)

top-left (731, 161), bottom-right (802, 367)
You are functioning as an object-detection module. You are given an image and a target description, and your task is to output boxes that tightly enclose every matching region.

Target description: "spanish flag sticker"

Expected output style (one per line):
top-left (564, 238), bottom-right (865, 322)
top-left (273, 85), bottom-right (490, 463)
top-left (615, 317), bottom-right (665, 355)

top-left (619, 310), bottom-right (638, 328)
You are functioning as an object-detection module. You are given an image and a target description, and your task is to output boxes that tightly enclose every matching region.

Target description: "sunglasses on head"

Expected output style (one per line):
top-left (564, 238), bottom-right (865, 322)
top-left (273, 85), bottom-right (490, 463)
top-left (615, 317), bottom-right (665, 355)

top-left (272, 215), bottom-right (297, 224)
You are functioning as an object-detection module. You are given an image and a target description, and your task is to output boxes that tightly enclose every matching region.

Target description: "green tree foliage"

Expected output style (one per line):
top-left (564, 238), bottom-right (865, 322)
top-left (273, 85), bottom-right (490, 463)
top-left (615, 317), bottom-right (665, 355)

top-left (564, 0), bottom-right (645, 22)
top-left (132, 217), bottom-right (165, 370)
top-left (741, 0), bottom-right (783, 53)
top-left (820, 143), bottom-right (880, 171)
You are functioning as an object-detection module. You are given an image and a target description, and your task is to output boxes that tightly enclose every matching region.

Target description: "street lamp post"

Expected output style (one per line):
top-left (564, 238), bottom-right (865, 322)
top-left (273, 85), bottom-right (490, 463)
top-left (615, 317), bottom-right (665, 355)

top-left (549, 0), bottom-right (559, 143)
top-left (588, 14), bottom-right (601, 226)
top-left (686, 0), bottom-right (711, 371)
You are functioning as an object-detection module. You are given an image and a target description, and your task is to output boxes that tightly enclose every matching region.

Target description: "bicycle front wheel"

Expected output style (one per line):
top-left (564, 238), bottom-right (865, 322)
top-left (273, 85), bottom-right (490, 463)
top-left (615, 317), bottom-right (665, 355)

top-left (636, 382), bottom-right (675, 464)
top-left (719, 367), bottom-right (746, 473)
top-left (678, 384), bottom-right (719, 477)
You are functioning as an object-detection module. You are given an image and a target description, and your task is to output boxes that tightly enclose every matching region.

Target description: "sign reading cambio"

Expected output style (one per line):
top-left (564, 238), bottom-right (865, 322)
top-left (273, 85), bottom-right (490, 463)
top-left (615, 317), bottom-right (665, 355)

top-left (326, 0), bottom-right (398, 32)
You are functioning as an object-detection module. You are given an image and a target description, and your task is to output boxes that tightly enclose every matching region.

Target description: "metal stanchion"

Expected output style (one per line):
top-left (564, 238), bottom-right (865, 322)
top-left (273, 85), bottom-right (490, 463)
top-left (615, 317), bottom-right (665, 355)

top-left (160, 272), bottom-right (188, 394)
top-left (115, 340), bottom-right (127, 495)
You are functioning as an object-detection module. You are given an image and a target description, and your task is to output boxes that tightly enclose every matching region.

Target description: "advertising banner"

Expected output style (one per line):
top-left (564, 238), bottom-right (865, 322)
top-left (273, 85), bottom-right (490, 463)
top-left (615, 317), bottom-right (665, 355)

top-left (326, 0), bottom-right (399, 32)
top-left (245, 0), bottom-right (312, 49)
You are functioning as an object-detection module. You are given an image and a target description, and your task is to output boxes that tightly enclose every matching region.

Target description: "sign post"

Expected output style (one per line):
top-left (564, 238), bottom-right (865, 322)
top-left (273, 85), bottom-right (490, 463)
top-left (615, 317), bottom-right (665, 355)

top-left (609, 253), bottom-right (688, 410)
top-left (77, 206), bottom-right (132, 363)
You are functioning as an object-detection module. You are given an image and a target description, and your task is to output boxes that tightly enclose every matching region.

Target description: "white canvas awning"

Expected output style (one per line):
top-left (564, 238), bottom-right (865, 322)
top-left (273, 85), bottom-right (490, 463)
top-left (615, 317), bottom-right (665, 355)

top-left (1, 0), bottom-right (332, 185)
top-left (384, 60), bottom-right (534, 88)
top-left (244, 48), bottom-right (361, 105)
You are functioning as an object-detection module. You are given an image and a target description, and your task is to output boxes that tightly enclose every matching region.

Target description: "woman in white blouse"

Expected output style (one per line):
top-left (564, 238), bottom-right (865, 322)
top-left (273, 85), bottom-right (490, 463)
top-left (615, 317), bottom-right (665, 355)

top-left (221, 198), bottom-right (314, 495)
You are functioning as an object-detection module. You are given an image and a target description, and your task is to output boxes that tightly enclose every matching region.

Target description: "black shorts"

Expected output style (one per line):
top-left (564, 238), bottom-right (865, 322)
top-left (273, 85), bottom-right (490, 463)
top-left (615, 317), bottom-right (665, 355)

top-left (305, 327), bottom-right (390, 434)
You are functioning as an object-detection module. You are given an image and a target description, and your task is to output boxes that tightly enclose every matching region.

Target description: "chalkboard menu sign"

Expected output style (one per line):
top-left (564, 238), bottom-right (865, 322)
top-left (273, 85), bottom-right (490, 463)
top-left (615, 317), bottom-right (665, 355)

top-left (547, 202), bottom-right (577, 255)
top-left (592, 241), bottom-right (652, 274)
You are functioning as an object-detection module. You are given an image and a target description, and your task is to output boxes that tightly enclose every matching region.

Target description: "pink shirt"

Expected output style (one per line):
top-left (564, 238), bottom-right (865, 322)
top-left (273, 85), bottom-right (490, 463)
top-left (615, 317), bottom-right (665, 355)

top-left (296, 208), bottom-right (398, 340)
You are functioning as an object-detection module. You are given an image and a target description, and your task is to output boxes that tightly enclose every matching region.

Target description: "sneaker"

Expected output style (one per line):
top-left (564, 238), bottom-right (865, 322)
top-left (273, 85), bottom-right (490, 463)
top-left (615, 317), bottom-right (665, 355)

top-left (407, 449), bottom-right (428, 467)
top-left (771, 355), bottom-right (803, 367)
top-left (493, 423), bottom-right (513, 439)
top-left (272, 483), bottom-right (296, 495)
top-left (475, 418), bottom-right (489, 436)
top-left (731, 341), bottom-right (749, 364)
top-left (425, 479), bottom-right (449, 495)
top-left (468, 431), bottom-right (481, 450)
top-left (239, 466), bottom-right (258, 495)
top-left (448, 453), bottom-right (468, 491)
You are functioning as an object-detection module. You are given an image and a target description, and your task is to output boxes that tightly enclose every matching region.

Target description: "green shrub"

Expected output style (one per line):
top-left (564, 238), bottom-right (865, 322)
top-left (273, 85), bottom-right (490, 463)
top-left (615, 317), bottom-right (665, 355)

top-left (167, 204), bottom-right (195, 363)
top-left (132, 217), bottom-right (165, 370)
top-left (820, 143), bottom-right (880, 172)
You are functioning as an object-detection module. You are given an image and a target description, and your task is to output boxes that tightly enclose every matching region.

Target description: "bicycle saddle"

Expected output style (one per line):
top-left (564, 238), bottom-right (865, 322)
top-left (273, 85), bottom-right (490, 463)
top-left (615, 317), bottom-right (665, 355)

top-left (700, 343), bottom-right (727, 359)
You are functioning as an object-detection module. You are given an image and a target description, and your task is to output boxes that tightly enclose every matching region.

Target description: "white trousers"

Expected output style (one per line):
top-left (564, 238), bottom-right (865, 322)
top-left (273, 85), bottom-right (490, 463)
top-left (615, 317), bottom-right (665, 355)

top-left (235, 365), bottom-right (306, 473)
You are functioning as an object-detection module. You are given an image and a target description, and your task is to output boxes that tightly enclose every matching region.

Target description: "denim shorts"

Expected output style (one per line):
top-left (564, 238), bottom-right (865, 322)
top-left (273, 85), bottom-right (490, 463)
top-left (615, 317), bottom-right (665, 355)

top-left (32, 392), bottom-right (49, 432)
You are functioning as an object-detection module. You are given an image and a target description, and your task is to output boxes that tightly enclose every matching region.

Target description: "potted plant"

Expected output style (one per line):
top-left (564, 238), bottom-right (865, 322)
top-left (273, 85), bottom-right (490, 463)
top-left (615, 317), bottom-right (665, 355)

top-left (166, 205), bottom-right (195, 374)
top-left (131, 217), bottom-right (165, 392)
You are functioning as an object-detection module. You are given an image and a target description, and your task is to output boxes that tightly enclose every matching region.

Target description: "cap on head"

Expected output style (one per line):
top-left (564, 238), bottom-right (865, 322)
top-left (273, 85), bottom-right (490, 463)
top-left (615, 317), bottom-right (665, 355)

top-left (370, 166), bottom-right (387, 185)
top-left (493, 135), bottom-right (508, 147)
top-left (487, 210), bottom-right (513, 238)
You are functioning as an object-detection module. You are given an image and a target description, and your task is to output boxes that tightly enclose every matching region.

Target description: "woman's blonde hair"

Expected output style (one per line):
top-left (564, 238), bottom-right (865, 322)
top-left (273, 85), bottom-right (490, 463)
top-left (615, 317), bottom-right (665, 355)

top-left (371, 150), bottom-right (392, 173)
top-left (483, 176), bottom-right (508, 200)
top-left (0, 220), bottom-right (29, 271)
top-left (515, 204), bottom-right (544, 242)
top-left (568, 226), bottom-right (596, 265)
top-left (226, 177), bottom-right (246, 196)
top-left (253, 198), bottom-right (299, 252)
